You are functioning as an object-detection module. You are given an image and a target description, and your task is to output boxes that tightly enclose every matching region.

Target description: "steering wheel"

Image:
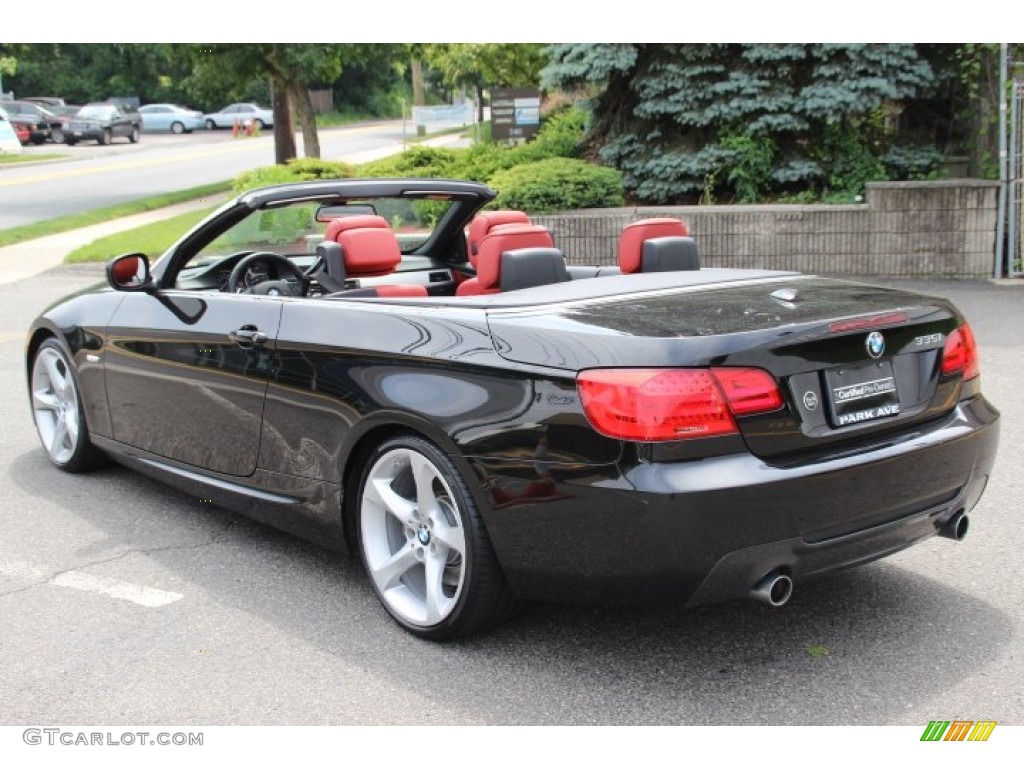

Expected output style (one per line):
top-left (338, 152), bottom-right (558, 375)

top-left (226, 252), bottom-right (311, 296)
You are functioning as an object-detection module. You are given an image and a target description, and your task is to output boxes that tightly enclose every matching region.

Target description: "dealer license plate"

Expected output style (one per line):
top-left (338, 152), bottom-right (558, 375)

top-left (825, 361), bottom-right (900, 427)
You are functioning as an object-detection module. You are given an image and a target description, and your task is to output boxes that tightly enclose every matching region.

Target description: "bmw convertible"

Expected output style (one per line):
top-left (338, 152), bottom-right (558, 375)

top-left (25, 178), bottom-right (1000, 639)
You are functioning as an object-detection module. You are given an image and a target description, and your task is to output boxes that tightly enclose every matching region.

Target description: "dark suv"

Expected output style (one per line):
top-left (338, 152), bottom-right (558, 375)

top-left (67, 102), bottom-right (141, 145)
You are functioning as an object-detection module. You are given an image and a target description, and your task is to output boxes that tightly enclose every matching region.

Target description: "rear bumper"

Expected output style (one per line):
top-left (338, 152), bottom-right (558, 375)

top-left (477, 395), bottom-right (999, 605)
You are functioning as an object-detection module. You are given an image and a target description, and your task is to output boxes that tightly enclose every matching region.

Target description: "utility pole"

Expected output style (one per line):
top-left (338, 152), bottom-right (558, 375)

top-left (995, 43), bottom-right (1009, 279)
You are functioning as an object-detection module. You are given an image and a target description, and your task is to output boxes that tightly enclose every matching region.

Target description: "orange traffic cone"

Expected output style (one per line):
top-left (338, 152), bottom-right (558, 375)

top-left (245, 120), bottom-right (254, 137)
top-left (232, 119), bottom-right (239, 138)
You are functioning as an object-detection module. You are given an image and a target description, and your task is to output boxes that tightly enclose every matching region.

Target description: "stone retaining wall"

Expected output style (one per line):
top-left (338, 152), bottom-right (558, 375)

top-left (531, 180), bottom-right (999, 278)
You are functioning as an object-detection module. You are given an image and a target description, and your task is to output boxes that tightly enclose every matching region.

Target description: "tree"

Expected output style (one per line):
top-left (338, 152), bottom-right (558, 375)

top-left (543, 44), bottom-right (937, 203)
top-left (426, 44), bottom-right (548, 121)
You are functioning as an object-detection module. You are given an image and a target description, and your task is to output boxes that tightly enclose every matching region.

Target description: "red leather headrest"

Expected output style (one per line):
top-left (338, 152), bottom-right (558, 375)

top-left (619, 218), bottom-right (690, 274)
top-left (338, 228), bottom-right (401, 277)
top-left (325, 215), bottom-right (390, 242)
top-left (476, 225), bottom-right (554, 289)
top-left (467, 210), bottom-right (530, 264)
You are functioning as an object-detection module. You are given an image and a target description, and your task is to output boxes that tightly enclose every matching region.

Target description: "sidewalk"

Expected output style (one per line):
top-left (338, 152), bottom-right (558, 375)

top-left (0, 133), bottom-right (471, 287)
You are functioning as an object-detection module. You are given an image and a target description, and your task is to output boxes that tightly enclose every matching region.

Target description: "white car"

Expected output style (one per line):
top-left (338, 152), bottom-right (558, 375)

top-left (203, 103), bottom-right (273, 130)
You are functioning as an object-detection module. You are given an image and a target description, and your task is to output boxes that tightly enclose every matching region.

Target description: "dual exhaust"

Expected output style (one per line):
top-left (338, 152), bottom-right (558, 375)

top-left (749, 511), bottom-right (970, 608)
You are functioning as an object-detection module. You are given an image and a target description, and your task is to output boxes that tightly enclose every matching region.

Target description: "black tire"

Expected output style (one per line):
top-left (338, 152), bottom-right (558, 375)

top-left (129, 126), bottom-right (140, 144)
top-left (98, 128), bottom-right (111, 146)
top-left (354, 434), bottom-right (515, 640)
top-left (205, 119), bottom-right (217, 130)
top-left (65, 137), bottom-right (77, 146)
top-left (32, 136), bottom-right (46, 145)
top-left (29, 339), bottom-right (109, 473)
top-left (170, 121), bottom-right (184, 135)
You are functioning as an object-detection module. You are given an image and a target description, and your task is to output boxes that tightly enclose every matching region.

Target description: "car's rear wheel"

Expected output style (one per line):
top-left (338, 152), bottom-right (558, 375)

top-left (355, 435), bottom-right (514, 640)
top-left (170, 121), bottom-right (184, 135)
top-left (65, 137), bottom-right (77, 146)
top-left (51, 128), bottom-right (65, 144)
top-left (30, 339), bottom-right (107, 472)
top-left (253, 118), bottom-right (265, 130)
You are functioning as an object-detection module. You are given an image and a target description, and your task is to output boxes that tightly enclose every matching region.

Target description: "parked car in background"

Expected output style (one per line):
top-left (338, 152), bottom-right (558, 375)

top-left (138, 104), bottom-right (205, 134)
top-left (0, 105), bottom-right (31, 145)
top-left (0, 101), bottom-right (64, 144)
top-left (204, 103), bottom-right (273, 130)
top-left (66, 103), bottom-right (141, 145)
top-left (21, 96), bottom-right (66, 108)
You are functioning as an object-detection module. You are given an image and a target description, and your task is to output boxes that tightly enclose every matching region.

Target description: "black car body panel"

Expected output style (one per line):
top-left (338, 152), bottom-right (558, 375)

top-left (26, 178), bottom-right (1000, 633)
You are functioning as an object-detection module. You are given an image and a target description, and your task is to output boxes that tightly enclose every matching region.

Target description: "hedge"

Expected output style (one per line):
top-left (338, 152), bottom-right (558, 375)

top-left (489, 158), bottom-right (624, 213)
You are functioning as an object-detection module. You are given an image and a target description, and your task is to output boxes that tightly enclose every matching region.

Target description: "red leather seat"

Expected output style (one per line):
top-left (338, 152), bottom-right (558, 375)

top-left (466, 210), bottom-right (531, 266)
top-left (456, 225), bottom-right (556, 296)
top-left (325, 214), bottom-right (390, 243)
top-left (618, 218), bottom-right (691, 273)
top-left (336, 227), bottom-right (428, 297)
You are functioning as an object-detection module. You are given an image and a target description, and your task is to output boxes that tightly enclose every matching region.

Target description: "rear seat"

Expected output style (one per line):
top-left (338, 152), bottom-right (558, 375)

top-left (466, 210), bottom-right (531, 265)
top-left (456, 225), bottom-right (561, 296)
top-left (618, 218), bottom-right (699, 273)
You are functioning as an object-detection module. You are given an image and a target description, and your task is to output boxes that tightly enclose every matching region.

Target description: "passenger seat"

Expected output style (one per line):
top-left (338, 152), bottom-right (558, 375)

top-left (456, 225), bottom-right (563, 296)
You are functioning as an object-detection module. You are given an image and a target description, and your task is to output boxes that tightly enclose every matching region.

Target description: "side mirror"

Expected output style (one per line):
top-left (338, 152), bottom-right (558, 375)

top-left (106, 253), bottom-right (155, 292)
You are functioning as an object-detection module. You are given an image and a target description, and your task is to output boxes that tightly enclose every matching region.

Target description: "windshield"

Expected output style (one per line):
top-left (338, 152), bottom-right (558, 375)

top-left (182, 196), bottom-right (456, 271)
top-left (78, 106), bottom-right (116, 119)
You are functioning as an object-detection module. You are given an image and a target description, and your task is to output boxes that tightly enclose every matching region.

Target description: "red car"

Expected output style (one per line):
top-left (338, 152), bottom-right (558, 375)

top-left (0, 106), bottom-right (31, 145)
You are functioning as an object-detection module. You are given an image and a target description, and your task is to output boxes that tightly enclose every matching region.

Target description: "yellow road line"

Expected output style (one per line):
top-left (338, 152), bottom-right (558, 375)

top-left (0, 123), bottom-right (393, 189)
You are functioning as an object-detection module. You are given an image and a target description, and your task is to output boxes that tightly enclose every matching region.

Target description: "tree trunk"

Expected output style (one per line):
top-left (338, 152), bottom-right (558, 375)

top-left (476, 83), bottom-right (485, 124)
top-left (411, 58), bottom-right (425, 106)
top-left (271, 78), bottom-right (297, 165)
top-left (290, 82), bottom-right (320, 159)
top-left (968, 46), bottom-right (1000, 178)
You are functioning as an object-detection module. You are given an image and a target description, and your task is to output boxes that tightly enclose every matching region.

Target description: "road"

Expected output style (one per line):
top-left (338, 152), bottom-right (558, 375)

top-left (0, 122), bottom-right (414, 229)
top-left (0, 268), bottom-right (1021, 726)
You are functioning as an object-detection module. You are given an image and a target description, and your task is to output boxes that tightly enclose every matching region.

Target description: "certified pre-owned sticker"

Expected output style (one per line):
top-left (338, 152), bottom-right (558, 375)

top-left (832, 376), bottom-right (896, 404)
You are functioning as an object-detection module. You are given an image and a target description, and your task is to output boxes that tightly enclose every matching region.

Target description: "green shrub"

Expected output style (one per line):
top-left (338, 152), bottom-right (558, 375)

top-left (233, 158), bottom-right (355, 194)
top-left (356, 145), bottom-right (461, 179)
top-left (488, 157), bottom-right (624, 213)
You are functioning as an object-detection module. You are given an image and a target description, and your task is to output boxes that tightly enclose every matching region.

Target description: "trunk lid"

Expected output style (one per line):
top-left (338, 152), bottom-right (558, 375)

top-left (486, 275), bottom-right (964, 458)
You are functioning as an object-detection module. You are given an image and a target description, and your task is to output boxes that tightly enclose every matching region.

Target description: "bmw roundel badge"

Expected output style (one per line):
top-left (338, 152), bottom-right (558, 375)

top-left (865, 331), bottom-right (885, 359)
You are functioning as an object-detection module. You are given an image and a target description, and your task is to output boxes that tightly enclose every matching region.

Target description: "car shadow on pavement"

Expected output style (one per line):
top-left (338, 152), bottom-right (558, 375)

top-left (6, 448), bottom-right (1012, 726)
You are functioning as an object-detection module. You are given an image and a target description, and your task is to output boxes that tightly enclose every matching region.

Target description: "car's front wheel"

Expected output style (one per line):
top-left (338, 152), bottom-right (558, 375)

top-left (355, 435), bottom-right (514, 640)
top-left (170, 121), bottom-right (184, 135)
top-left (205, 119), bottom-right (216, 130)
top-left (30, 339), bottom-right (107, 472)
top-left (51, 128), bottom-right (65, 144)
top-left (129, 126), bottom-right (139, 144)
top-left (98, 129), bottom-right (111, 146)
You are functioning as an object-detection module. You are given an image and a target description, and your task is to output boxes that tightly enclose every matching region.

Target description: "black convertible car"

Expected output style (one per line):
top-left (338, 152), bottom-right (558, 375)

top-left (26, 178), bottom-right (1000, 639)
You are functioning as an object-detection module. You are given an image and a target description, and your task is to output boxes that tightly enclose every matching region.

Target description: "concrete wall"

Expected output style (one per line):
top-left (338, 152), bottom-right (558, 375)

top-left (531, 180), bottom-right (999, 278)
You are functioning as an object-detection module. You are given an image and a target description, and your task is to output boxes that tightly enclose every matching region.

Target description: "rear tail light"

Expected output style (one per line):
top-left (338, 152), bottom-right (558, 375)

top-left (941, 324), bottom-right (980, 381)
top-left (577, 367), bottom-right (783, 442)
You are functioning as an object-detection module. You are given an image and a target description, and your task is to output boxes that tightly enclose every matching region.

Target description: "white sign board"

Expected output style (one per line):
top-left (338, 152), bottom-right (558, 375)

top-left (412, 102), bottom-right (475, 133)
top-left (0, 107), bottom-right (23, 154)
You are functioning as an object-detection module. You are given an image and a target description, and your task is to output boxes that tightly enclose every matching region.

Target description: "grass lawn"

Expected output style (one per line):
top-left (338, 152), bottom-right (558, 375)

top-left (0, 153), bottom-right (66, 165)
top-left (0, 181), bottom-right (231, 249)
top-left (64, 207), bottom-right (213, 263)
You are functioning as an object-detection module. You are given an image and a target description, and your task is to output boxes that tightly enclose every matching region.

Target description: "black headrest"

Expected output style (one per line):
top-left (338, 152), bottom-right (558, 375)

top-left (315, 240), bottom-right (347, 292)
top-left (641, 236), bottom-right (700, 272)
top-left (499, 247), bottom-right (570, 291)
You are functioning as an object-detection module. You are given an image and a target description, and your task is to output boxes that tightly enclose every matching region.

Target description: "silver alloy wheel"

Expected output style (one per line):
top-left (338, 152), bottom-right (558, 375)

top-left (360, 448), bottom-right (467, 627)
top-left (31, 347), bottom-right (81, 465)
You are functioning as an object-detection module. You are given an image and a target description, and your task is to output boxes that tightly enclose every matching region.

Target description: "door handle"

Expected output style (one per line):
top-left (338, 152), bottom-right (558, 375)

top-left (229, 325), bottom-right (268, 348)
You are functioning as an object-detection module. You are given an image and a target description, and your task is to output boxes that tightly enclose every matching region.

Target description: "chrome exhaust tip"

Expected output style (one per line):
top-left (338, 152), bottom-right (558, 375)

top-left (751, 571), bottom-right (793, 607)
top-left (939, 511), bottom-right (969, 541)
